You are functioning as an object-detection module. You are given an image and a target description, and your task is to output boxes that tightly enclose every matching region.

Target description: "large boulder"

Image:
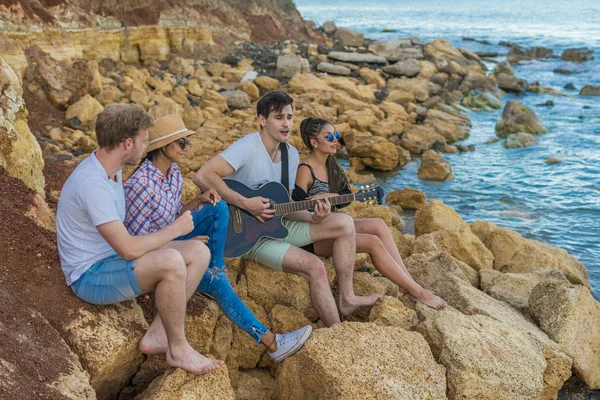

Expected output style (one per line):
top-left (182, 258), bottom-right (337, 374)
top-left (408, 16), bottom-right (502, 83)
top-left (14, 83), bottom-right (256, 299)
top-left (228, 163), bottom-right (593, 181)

top-left (397, 125), bottom-right (446, 155)
top-left (414, 200), bottom-right (465, 235)
top-left (382, 59), bottom-right (421, 77)
top-left (368, 296), bottom-right (418, 330)
top-left (422, 108), bottom-right (471, 143)
top-left (334, 27), bottom-right (365, 47)
top-left (276, 322), bottom-right (447, 400)
top-left (327, 52), bottom-right (387, 64)
top-left (322, 21), bottom-right (337, 34)
top-left (504, 132), bottom-right (539, 148)
top-left (137, 367), bottom-right (235, 399)
top-left (276, 55), bottom-right (303, 78)
top-left (344, 131), bottom-right (399, 171)
top-left (316, 62), bottom-right (351, 76)
top-left (221, 90), bottom-right (251, 110)
top-left (424, 39), bottom-right (483, 69)
top-left (508, 46), bottom-right (553, 64)
top-left (530, 281), bottom-right (600, 389)
top-left (254, 76), bottom-right (280, 91)
top-left (406, 252), bottom-right (573, 399)
top-left (288, 74), bottom-right (333, 95)
top-left (561, 48), bottom-right (594, 62)
top-left (480, 269), bottom-right (569, 314)
top-left (580, 85), bottom-right (600, 96)
top-left (65, 94), bottom-right (104, 131)
top-left (495, 73), bottom-right (528, 93)
top-left (0, 56), bottom-right (45, 196)
top-left (417, 150), bottom-right (454, 181)
top-left (495, 100), bottom-right (547, 137)
top-left (470, 220), bottom-right (590, 288)
top-left (385, 188), bottom-right (426, 210)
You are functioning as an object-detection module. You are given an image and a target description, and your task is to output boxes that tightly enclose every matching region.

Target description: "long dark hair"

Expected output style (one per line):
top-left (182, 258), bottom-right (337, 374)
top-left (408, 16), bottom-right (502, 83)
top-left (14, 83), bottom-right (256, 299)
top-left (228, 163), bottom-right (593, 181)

top-left (299, 117), bottom-right (349, 193)
top-left (132, 149), bottom-right (160, 175)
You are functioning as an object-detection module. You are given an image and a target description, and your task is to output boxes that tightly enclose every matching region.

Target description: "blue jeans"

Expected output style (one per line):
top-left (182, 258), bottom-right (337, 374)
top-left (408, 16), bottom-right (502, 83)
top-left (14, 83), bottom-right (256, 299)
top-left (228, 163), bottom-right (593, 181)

top-left (176, 200), bottom-right (268, 343)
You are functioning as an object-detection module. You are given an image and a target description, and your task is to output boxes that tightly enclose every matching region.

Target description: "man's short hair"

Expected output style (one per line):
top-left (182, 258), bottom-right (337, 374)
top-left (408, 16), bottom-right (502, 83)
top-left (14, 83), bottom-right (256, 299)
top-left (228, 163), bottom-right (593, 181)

top-left (256, 91), bottom-right (294, 119)
top-left (95, 103), bottom-right (154, 151)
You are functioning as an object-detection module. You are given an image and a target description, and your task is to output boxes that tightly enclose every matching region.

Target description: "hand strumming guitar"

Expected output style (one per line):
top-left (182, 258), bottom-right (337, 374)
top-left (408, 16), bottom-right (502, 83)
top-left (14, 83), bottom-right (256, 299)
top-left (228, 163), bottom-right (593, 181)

top-left (243, 196), bottom-right (276, 223)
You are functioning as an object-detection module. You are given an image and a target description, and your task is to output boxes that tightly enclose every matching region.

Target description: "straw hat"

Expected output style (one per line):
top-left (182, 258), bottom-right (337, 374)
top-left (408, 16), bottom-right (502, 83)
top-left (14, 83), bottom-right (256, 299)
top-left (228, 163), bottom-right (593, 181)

top-left (146, 114), bottom-right (196, 153)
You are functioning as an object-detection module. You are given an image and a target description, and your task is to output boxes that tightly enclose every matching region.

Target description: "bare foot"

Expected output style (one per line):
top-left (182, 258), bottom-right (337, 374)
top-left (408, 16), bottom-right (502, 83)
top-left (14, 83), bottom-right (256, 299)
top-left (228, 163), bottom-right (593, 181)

top-left (139, 328), bottom-right (168, 355)
top-left (339, 294), bottom-right (381, 317)
top-left (167, 344), bottom-right (224, 375)
top-left (412, 289), bottom-right (447, 310)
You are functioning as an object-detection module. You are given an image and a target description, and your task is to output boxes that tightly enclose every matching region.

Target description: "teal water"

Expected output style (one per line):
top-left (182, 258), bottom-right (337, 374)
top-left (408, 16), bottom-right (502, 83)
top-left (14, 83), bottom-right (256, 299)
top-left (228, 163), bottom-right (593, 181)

top-left (296, 0), bottom-right (600, 298)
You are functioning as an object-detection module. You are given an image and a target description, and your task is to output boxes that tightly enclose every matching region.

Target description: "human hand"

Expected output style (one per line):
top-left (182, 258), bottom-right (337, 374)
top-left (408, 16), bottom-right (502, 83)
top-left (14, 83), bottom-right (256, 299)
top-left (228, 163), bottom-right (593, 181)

top-left (172, 210), bottom-right (194, 236)
top-left (244, 196), bottom-right (276, 223)
top-left (311, 198), bottom-right (331, 223)
top-left (197, 188), bottom-right (221, 207)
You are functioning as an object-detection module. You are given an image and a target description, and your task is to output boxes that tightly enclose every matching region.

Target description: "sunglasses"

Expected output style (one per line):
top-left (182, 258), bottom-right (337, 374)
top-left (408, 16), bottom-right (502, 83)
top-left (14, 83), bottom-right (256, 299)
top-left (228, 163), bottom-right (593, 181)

top-left (176, 137), bottom-right (190, 149)
top-left (325, 131), bottom-right (340, 143)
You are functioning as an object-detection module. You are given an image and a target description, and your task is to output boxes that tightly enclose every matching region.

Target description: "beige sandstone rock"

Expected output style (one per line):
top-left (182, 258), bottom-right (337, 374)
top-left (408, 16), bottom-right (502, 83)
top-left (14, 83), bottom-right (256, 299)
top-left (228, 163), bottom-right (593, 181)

top-left (385, 188), bottom-right (427, 209)
top-left (470, 220), bottom-right (590, 288)
top-left (495, 100), bottom-right (547, 137)
top-left (0, 56), bottom-right (45, 196)
top-left (62, 302), bottom-right (148, 400)
top-left (480, 269), bottom-right (569, 314)
top-left (530, 281), bottom-right (600, 389)
top-left (424, 38), bottom-right (484, 69)
top-left (288, 74), bottom-right (333, 95)
top-left (236, 81), bottom-right (260, 101)
top-left (415, 199), bottom-right (467, 235)
top-left (269, 304), bottom-right (314, 333)
top-left (277, 322), bottom-right (447, 400)
top-left (368, 296), bottom-right (418, 329)
top-left (137, 367), bottom-right (235, 400)
top-left (65, 94), bottom-right (104, 131)
top-left (359, 68), bottom-right (386, 88)
top-left (254, 76), bottom-right (280, 91)
top-left (236, 369), bottom-right (275, 400)
top-left (340, 202), bottom-right (404, 230)
top-left (417, 150), bottom-right (454, 181)
top-left (170, 86), bottom-right (189, 106)
top-left (201, 89), bottom-right (229, 113)
top-left (423, 108), bottom-right (471, 142)
top-left (344, 131), bottom-right (399, 171)
top-left (378, 101), bottom-right (409, 120)
top-left (398, 125), bottom-right (446, 155)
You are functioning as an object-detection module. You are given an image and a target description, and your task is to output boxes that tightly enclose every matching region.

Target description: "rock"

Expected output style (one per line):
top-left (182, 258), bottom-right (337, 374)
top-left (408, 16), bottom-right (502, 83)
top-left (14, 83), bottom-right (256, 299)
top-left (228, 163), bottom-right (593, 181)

top-left (580, 85), bottom-right (600, 96)
top-left (415, 200), bottom-right (467, 236)
top-left (406, 252), bottom-right (573, 399)
top-left (359, 68), bottom-right (386, 88)
top-left (345, 167), bottom-right (376, 185)
top-left (424, 39), bottom-right (484, 69)
top-left (65, 94), bottom-right (104, 131)
top-left (480, 269), bottom-right (569, 314)
top-left (0, 56), bottom-right (45, 196)
top-left (316, 62), bottom-right (351, 76)
top-left (168, 57), bottom-right (192, 75)
top-left (368, 296), bottom-right (418, 330)
top-left (495, 100), bottom-right (547, 137)
top-left (327, 51), bottom-right (387, 64)
top-left (530, 281), bottom-right (600, 389)
top-left (378, 47), bottom-right (424, 63)
top-left (200, 90), bottom-right (228, 113)
top-left (236, 81), bottom-right (260, 102)
top-left (382, 59), bottom-right (421, 77)
top-left (276, 322), bottom-right (447, 400)
top-left (207, 62), bottom-right (230, 77)
top-left (397, 125), bottom-right (446, 155)
top-left (221, 90), bottom-right (251, 110)
top-left (236, 369), bottom-right (275, 400)
top-left (493, 61), bottom-right (514, 76)
top-left (385, 188), bottom-right (426, 209)
top-left (137, 367), bottom-right (235, 399)
top-left (508, 46), bottom-right (553, 64)
top-left (334, 27), bottom-right (365, 47)
top-left (342, 202), bottom-right (404, 230)
top-left (344, 132), bottom-right (399, 171)
top-left (504, 132), bottom-right (539, 148)
top-left (461, 90), bottom-right (503, 110)
top-left (269, 304), bottom-right (313, 333)
top-left (254, 76), bottom-right (280, 91)
top-left (148, 99), bottom-right (184, 120)
top-left (276, 55), bottom-right (303, 78)
top-left (288, 74), bottom-right (333, 95)
top-left (561, 48), bottom-right (594, 62)
top-left (0, 287), bottom-right (96, 400)
top-left (386, 89), bottom-right (415, 105)
top-left (240, 71), bottom-right (258, 83)
top-left (368, 39), bottom-right (414, 53)
top-left (396, 146), bottom-right (411, 167)
top-left (417, 150), bottom-right (453, 181)
top-left (546, 157), bottom-right (562, 164)
top-left (485, 136), bottom-right (501, 144)
top-left (496, 72), bottom-right (528, 93)
top-left (470, 220), bottom-right (590, 288)
top-left (321, 21), bottom-right (337, 34)
top-left (62, 302), bottom-right (148, 399)
top-left (423, 108), bottom-right (471, 143)
top-left (554, 68), bottom-right (574, 75)
top-left (147, 76), bottom-right (173, 95)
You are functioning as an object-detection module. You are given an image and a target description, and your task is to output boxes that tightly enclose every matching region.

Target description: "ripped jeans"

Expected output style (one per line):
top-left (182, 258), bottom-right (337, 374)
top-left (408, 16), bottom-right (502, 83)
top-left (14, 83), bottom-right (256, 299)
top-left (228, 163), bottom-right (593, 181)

top-left (176, 200), bottom-right (268, 343)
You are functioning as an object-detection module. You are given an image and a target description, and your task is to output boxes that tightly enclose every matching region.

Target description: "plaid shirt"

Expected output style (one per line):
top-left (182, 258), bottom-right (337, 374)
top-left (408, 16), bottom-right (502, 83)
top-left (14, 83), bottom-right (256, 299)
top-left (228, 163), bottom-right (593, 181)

top-left (124, 159), bottom-right (183, 235)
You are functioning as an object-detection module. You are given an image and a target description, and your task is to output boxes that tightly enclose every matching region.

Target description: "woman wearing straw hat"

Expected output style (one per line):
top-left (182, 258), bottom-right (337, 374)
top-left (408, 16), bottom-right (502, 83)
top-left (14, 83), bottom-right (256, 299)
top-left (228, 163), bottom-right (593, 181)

top-left (124, 114), bottom-right (311, 362)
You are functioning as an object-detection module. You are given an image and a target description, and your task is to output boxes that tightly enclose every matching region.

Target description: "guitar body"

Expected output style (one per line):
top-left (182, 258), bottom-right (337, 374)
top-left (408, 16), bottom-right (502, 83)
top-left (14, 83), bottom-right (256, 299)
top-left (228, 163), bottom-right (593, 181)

top-left (223, 179), bottom-right (291, 258)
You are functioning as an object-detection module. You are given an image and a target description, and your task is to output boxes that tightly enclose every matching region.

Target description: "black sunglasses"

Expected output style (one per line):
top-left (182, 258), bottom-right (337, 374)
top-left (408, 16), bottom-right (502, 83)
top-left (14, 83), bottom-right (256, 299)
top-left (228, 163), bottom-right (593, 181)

top-left (325, 131), bottom-right (340, 143)
top-left (176, 137), bottom-right (190, 149)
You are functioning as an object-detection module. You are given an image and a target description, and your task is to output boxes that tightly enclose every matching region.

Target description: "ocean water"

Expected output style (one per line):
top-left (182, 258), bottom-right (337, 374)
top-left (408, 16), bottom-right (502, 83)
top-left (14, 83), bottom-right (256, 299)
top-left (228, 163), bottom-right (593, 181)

top-left (296, 0), bottom-right (600, 298)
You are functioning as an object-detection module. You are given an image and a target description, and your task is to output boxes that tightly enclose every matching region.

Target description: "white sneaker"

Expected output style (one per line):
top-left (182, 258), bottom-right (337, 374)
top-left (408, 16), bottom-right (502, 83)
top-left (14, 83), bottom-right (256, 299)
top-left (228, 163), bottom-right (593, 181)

top-left (268, 325), bottom-right (312, 363)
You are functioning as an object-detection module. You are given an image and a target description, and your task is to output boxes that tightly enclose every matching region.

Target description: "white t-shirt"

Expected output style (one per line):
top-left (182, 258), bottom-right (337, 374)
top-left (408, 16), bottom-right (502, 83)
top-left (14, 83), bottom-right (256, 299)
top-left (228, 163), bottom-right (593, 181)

top-left (220, 132), bottom-right (299, 190)
top-left (56, 152), bottom-right (126, 286)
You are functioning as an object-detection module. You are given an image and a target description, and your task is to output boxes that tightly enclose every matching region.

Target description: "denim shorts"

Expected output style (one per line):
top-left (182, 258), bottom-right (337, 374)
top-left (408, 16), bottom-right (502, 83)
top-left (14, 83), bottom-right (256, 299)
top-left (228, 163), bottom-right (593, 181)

top-left (71, 254), bottom-right (143, 305)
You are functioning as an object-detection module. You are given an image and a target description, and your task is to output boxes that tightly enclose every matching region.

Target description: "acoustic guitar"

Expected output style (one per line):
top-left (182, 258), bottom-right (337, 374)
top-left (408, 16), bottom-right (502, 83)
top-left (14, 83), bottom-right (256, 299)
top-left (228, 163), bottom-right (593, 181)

top-left (223, 179), bottom-right (384, 258)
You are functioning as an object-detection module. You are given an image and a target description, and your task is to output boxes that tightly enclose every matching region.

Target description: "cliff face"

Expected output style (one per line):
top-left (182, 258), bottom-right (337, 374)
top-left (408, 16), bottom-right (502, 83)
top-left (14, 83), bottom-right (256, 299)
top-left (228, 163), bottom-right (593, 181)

top-left (0, 0), bottom-right (320, 78)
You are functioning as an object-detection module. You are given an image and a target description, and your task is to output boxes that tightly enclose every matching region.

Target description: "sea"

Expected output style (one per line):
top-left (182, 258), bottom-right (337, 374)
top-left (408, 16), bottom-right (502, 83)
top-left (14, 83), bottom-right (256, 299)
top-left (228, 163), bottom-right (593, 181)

top-left (295, 0), bottom-right (600, 299)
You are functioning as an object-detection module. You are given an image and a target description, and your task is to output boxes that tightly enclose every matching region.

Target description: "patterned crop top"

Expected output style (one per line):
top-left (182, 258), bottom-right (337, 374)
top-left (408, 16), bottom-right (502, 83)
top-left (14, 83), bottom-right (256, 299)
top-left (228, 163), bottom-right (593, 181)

top-left (292, 163), bottom-right (351, 209)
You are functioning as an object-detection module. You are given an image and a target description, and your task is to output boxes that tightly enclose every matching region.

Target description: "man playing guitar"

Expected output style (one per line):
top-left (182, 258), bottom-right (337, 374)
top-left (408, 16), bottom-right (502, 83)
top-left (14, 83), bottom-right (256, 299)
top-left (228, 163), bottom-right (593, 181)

top-left (194, 91), bottom-right (380, 326)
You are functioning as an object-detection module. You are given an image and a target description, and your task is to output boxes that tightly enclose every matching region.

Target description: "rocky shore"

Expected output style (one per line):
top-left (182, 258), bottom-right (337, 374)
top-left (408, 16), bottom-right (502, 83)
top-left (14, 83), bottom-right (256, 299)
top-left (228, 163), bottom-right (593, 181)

top-left (1, 1), bottom-right (599, 399)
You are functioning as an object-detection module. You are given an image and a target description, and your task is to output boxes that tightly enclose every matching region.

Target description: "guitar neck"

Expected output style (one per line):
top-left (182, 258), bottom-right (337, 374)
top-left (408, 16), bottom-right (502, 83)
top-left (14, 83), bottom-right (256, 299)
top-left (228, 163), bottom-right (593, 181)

top-left (274, 194), bottom-right (355, 216)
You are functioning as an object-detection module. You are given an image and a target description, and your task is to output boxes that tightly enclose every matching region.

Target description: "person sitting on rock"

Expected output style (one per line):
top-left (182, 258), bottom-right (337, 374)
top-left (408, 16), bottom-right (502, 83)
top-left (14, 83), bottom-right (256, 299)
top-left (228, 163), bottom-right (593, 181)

top-left (56, 104), bottom-right (224, 375)
top-left (194, 90), bottom-right (381, 327)
top-left (292, 117), bottom-right (446, 310)
top-left (123, 114), bottom-right (311, 363)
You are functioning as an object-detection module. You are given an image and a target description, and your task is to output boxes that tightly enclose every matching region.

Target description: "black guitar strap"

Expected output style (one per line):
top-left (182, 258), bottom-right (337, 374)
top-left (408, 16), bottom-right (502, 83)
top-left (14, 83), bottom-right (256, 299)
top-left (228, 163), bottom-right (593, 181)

top-left (280, 142), bottom-right (289, 190)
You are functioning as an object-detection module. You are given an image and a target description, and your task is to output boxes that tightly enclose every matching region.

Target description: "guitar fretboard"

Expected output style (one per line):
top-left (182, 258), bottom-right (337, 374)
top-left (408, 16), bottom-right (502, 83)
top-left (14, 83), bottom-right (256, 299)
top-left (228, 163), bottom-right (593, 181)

top-left (274, 194), bottom-right (356, 216)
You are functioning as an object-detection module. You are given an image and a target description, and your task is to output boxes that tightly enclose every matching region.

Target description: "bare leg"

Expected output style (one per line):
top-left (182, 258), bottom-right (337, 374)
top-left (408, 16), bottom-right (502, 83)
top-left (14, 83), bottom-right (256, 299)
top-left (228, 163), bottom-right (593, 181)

top-left (282, 246), bottom-right (341, 327)
top-left (310, 213), bottom-right (380, 317)
top-left (134, 242), bottom-right (224, 374)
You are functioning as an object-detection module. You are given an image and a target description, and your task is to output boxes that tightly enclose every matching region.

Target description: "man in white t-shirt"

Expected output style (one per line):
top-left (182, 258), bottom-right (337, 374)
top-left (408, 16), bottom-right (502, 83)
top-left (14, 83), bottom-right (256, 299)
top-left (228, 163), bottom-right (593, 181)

top-left (56, 103), bottom-right (223, 375)
top-left (194, 91), bottom-right (380, 326)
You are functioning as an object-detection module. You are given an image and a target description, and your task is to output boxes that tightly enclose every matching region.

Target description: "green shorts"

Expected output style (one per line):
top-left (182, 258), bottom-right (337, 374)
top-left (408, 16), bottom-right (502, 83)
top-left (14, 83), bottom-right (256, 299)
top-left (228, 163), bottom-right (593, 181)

top-left (243, 219), bottom-right (313, 270)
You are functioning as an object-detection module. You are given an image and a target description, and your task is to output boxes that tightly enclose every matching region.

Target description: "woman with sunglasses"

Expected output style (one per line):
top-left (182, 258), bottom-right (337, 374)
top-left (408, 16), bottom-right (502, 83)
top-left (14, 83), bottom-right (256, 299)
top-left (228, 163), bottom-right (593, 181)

top-left (293, 117), bottom-right (446, 310)
top-left (124, 114), bottom-right (312, 362)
